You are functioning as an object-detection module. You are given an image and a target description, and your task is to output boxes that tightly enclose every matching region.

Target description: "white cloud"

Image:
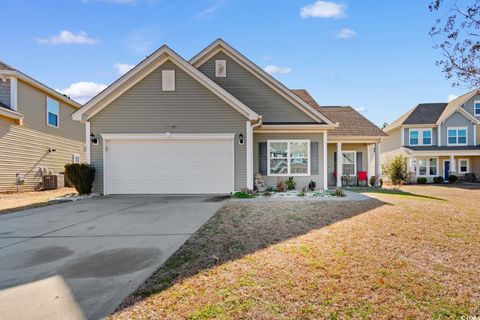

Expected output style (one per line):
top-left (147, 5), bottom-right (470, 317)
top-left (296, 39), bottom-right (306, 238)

top-left (263, 65), bottom-right (292, 75)
top-left (114, 63), bottom-right (135, 75)
top-left (300, 1), bottom-right (346, 19)
top-left (56, 82), bottom-right (107, 104)
top-left (355, 107), bottom-right (367, 113)
top-left (336, 28), bottom-right (356, 39)
top-left (448, 94), bottom-right (458, 102)
top-left (196, 0), bottom-right (227, 18)
top-left (35, 31), bottom-right (99, 45)
top-left (124, 26), bottom-right (161, 55)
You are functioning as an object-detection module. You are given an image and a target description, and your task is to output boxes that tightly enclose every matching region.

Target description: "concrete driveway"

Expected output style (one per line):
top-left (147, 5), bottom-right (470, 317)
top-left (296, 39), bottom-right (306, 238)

top-left (0, 195), bottom-right (226, 320)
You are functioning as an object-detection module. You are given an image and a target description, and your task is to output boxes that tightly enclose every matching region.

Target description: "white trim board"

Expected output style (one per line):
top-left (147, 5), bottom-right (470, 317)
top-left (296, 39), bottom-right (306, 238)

top-left (72, 45), bottom-right (259, 122)
top-left (190, 39), bottom-right (336, 126)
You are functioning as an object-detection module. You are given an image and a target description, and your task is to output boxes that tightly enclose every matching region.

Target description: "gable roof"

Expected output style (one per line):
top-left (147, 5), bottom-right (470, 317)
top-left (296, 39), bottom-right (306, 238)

top-left (436, 88), bottom-right (480, 124)
top-left (403, 103), bottom-right (447, 124)
top-left (190, 39), bottom-right (336, 126)
top-left (0, 60), bottom-right (81, 109)
top-left (291, 89), bottom-right (387, 137)
top-left (72, 45), bottom-right (259, 122)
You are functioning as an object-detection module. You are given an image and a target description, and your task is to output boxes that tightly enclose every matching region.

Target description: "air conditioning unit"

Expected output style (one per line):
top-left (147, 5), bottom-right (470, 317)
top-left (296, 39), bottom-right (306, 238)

top-left (42, 174), bottom-right (65, 190)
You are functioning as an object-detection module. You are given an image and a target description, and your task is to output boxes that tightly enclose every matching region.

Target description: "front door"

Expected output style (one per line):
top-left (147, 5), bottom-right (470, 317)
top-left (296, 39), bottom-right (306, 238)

top-left (444, 160), bottom-right (450, 180)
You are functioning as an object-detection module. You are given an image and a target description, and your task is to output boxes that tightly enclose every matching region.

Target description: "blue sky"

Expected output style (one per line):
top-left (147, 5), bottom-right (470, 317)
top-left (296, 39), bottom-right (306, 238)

top-left (1, 0), bottom-right (468, 126)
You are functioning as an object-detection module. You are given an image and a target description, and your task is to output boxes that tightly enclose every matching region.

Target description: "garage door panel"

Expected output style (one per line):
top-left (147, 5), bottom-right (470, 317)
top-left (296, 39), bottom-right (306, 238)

top-left (105, 138), bottom-right (234, 194)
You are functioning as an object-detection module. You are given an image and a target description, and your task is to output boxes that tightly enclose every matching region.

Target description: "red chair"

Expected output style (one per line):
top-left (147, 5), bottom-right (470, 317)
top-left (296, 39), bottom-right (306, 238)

top-left (358, 171), bottom-right (367, 186)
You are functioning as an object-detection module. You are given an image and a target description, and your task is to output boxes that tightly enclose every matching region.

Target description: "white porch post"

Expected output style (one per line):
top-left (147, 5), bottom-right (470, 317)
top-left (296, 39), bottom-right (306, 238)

top-left (336, 142), bottom-right (342, 187)
top-left (374, 142), bottom-right (381, 187)
top-left (323, 131), bottom-right (328, 190)
top-left (246, 121), bottom-right (253, 190)
top-left (85, 121), bottom-right (91, 164)
top-left (450, 154), bottom-right (456, 173)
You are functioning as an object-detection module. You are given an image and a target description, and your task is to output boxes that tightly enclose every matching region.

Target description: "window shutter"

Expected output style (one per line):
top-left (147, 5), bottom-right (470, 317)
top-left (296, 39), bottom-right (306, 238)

top-left (334, 152), bottom-right (337, 173)
top-left (310, 142), bottom-right (319, 175)
top-left (258, 142), bottom-right (267, 175)
top-left (215, 60), bottom-right (226, 77)
top-left (356, 152), bottom-right (363, 173)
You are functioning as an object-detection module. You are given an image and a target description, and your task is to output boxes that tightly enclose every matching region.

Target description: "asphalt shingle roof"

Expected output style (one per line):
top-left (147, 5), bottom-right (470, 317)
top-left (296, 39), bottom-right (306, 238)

top-left (291, 89), bottom-right (387, 137)
top-left (0, 61), bottom-right (17, 71)
top-left (402, 103), bottom-right (448, 124)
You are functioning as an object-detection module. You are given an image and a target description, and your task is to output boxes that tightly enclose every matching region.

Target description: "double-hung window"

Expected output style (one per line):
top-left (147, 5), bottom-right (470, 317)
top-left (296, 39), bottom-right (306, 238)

top-left (268, 140), bottom-right (310, 176)
top-left (417, 157), bottom-right (438, 176)
top-left (422, 129), bottom-right (432, 145)
top-left (342, 151), bottom-right (356, 176)
top-left (447, 127), bottom-right (467, 145)
top-left (429, 158), bottom-right (437, 175)
top-left (47, 97), bottom-right (59, 127)
top-left (475, 101), bottom-right (480, 116)
top-left (459, 159), bottom-right (469, 173)
top-left (409, 130), bottom-right (419, 145)
top-left (418, 159), bottom-right (427, 176)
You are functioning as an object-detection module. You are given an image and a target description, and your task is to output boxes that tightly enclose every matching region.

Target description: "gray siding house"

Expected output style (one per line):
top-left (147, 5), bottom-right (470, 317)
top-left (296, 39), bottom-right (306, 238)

top-left (72, 39), bottom-right (386, 194)
top-left (0, 62), bottom-right (85, 192)
top-left (382, 89), bottom-right (480, 182)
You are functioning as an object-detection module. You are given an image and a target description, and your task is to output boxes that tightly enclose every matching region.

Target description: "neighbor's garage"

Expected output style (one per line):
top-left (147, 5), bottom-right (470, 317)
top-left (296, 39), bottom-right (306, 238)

top-left (103, 134), bottom-right (234, 194)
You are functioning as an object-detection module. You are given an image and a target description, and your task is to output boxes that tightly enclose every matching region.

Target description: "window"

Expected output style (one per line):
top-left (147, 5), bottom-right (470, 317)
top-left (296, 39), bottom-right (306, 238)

top-left (447, 127), bottom-right (468, 145)
top-left (161, 70), bottom-right (175, 91)
top-left (475, 101), bottom-right (480, 116)
top-left (342, 151), bottom-right (356, 176)
top-left (268, 140), bottom-right (310, 176)
top-left (409, 130), bottom-right (419, 145)
top-left (215, 60), bottom-right (226, 77)
top-left (459, 159), bottom-right (469, 173)
top-left (429, 158), bottom-right (437, 175)
top-left (47, 97), bottom-right (59, 127)
top-left (422, 129), bottom-right (432, 145)
top-left (417, 157), bottom-right (439, 176)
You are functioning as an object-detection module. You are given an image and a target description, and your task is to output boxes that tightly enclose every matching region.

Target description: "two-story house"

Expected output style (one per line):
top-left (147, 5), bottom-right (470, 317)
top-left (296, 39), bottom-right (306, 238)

top-left (0, 61), bottom-right (85, 192)
top-left (381, 89), bottom-right (480, 182)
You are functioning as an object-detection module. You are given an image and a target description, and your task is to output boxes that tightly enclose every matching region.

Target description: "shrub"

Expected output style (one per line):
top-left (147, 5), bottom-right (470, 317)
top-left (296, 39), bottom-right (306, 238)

top-left (64, 164), bottom-right (95, 195)
top-left (276, 178), bottom-right (286, 192)
top-left (262, 191), bottom-right (273, 197)
top-left (232, 191), bottom-right (253, 198)
top-left (266, 186), bottom-right (275, 192)
top-left (308, 180), bottom-right (316, 191)
top-left (370, 176), bottom-right (384, 187)
top-left (332, 188), bottom-right (346, 197)
top-left (285, 177), bottom-right (296, 190)
top-left (433, 176), bottom-right (444, 184)
top-left (448, 174), bottom-right (458, 183)
top-left (297, 191), bottom-right (306, 197)
top-left (416, 177), bottom-right (427, 184)
top-left (382, 155), bottom-right (408, 186)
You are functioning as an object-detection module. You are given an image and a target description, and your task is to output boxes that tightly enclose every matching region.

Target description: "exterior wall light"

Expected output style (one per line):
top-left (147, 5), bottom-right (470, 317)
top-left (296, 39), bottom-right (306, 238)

top-left (238, 133), bottom-right (244, 145)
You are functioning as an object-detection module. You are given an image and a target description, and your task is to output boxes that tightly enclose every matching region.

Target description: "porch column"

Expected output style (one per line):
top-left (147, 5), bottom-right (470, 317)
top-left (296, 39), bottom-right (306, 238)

top-left (336, 142), bottom-right (342, 187)
top-left (246, 121), bottom-right (253, 190)
top-left (374, 142), bottom-right (381, 187)
top-left (323, 131), bottom-right (328, 190)
top-left (450, 155), bottom-right (456, 173)
top-left (85, 121), bottom-right (91, 164)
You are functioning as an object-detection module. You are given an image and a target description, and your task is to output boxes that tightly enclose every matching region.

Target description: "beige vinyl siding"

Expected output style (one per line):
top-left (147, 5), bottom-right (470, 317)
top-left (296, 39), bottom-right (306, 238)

top-left (89, 60), bottom-right (248, 193)
top-left (0, 79), bottom-right (10, 107)
top-left (0, 80), bottom-right (85, 192)
top-left (198, 52), bottom-right (316, 123)
top-left (327, 143), bottom-right (368, 186)
top-left (253, 132), bottom-right (325, 189)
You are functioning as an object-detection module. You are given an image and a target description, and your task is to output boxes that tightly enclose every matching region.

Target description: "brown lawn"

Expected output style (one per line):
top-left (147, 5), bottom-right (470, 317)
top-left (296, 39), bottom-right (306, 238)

top-left (110, 185), bottom-right (480, 319)
top-left (0, 188), bottom-right (76, 214)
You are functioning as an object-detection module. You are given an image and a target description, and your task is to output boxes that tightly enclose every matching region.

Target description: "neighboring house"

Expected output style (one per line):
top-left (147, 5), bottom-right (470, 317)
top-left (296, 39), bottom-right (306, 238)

top-left (0, 61), bottom-right (85, 192)
top-left (382, 89), bottom-right (480, 182)
top-left (72, 39), bottom-right (386, 195)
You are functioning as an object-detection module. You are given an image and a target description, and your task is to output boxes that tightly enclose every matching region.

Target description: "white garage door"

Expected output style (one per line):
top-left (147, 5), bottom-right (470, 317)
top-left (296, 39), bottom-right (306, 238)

top-left (104, 135), bottom-right (234, 194)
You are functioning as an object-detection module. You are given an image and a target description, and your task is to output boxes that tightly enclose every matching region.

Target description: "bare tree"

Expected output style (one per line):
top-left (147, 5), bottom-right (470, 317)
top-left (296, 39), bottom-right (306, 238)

top-left (429, 0), bottom-right (480, 88)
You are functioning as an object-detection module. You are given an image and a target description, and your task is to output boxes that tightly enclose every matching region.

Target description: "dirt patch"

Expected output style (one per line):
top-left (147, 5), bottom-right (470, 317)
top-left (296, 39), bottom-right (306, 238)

top-left (111, 185), bottom-right (480, 319)
top-left (0, 188), bottom-right (76, 215)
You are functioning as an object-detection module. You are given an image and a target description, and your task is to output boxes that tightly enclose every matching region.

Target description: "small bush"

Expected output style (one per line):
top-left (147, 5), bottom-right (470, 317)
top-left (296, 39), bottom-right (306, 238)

top-left (297, 191), bottom-right (306, 197)
top-left (433, 176), bottom-right (444, 184)
top-left (382, 155), bottom-right (408, 186)
top-left (262, 191), bottom-right (273, 197)
top-left (232, 191), bottom-right (254, 198)
top-left (276, 178), bottom-right (286, 192)
top-left (266, 186), bottom-right (275, 192)
top-left (308, 180), bottom-right (316, 191)
top-left (64, 164), bottom-right (95, 195)
top-left (370, 176), bottom-right (384, 187)
top-left (285, 177), bottom-right (296, 190)
top-left (416, 177), bottom-right (427, 184)
top-left (332, 188), bottom-right (346, 197)
top-left (448, 174), bottom-right (458, 183)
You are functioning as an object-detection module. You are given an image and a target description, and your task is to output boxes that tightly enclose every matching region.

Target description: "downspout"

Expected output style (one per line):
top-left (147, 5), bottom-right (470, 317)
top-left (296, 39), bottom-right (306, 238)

top-left (246, 116), bottom-right (262, 190)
